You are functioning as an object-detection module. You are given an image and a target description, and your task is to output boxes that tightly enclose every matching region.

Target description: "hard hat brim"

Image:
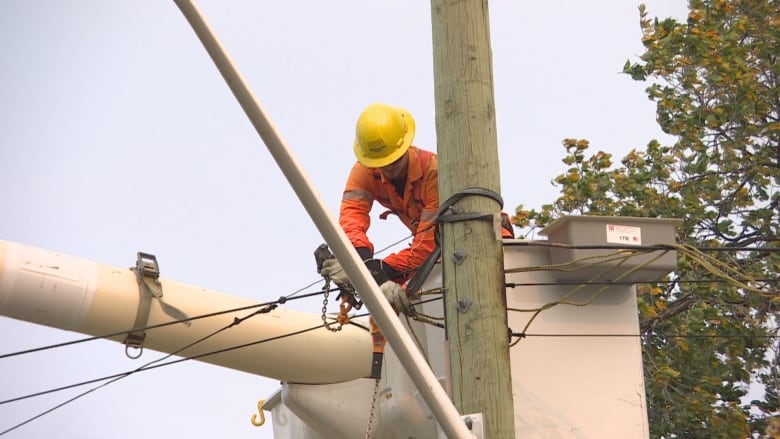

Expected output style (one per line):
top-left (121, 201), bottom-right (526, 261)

top-left (353, 112), bottom-right (416, 168)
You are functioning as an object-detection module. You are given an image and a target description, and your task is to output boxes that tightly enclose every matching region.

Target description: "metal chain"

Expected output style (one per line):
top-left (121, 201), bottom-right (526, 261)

top-left (321, 281), bottom-right (343, 332)
top-left (364, 377), bottom-right (381, 439)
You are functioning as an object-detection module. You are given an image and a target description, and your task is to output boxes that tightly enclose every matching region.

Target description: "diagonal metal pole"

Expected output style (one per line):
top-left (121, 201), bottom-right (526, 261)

top-left (172, 1), bottom-right (474, 438)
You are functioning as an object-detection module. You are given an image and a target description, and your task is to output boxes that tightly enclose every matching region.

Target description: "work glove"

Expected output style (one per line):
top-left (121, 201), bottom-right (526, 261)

top-left (320, 258), bottom-right (350, 286)
top-left (379, 280), bottom-right (413, 314)
top-left (364, 259), bottom-right (391, 285)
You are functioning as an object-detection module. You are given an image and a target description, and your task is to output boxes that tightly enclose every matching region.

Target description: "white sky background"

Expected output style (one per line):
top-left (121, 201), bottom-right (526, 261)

top-left (0, 1), bottom-right (688, 438)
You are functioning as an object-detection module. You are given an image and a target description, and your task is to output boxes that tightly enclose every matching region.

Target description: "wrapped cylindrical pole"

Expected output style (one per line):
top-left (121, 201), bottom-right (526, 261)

top-left (172, 1), bottom-right (474, 438)
top-left (0, 240), bottom-right (371, 383)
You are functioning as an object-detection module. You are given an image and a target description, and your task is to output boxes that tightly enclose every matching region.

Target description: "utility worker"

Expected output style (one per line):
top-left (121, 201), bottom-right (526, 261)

top-left (321, 103), bottom-right (514, 311)
top-left (320, 103), bottom-right (434, 311)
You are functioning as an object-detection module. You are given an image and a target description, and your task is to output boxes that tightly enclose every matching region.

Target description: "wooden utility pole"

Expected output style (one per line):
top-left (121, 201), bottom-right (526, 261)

top-left (430, 0), bottom-right (516, 437)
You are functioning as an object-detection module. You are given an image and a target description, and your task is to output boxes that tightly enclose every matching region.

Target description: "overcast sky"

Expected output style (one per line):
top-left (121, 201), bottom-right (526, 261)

top-left (0, 1), bottom-right (688, 438)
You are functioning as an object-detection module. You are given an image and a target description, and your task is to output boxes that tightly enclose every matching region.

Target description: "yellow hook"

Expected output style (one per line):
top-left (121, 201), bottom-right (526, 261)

top-left (250, 399), bottom-right (266, 427)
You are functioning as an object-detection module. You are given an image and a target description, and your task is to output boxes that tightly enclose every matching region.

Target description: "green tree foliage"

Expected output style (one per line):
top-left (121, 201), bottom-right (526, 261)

top-left (513, 1), bottom-right (779, 437)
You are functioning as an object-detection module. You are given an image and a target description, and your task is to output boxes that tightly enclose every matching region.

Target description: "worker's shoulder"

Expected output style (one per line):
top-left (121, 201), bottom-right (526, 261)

top-left (416, 147), bottom-right (437, 172)
top-left (411, 145), bottom-right (436, 156)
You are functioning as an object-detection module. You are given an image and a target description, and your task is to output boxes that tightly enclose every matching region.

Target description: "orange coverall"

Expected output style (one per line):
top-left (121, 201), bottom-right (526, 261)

top-left (339, 146), bottom-right (438, 282)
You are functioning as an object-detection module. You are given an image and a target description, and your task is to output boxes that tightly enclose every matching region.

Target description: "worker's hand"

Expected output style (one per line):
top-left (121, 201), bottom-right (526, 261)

top-left (320, 258), bottom-right (350, 286)
top-left (380, 281), bottom-right (412, 314)
top-left (364, 259), bottom-right (390, 285)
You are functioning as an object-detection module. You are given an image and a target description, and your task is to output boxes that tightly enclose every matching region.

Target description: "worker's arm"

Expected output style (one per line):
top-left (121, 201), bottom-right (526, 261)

top-left (339, 163), bottom-right (376, 256)
top-left (383, 164), bottom-right (439, 278)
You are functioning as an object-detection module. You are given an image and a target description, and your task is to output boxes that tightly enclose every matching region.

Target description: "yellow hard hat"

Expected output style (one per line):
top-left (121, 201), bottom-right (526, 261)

top-left (353, 103), bottom-right (416, 168)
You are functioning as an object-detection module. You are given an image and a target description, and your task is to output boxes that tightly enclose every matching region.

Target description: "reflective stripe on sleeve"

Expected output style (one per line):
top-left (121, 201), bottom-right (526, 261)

top-left (343, 188), bottom-right (374, 202)
top-left (420, 209), bottom-right (438, 223)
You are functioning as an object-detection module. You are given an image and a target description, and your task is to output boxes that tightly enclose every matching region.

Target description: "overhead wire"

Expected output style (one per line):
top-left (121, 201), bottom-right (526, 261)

top-left (508, 248), bottom-right (671, 344)
top-left (505, 241), bottom-right (780, 253)
top-left (0, 267), bottom-right (379, 435)
top-left (0, 299), bottom-right (281, 436)
top-left (0, 285), bottom-right (334, 360)
top-left (369, 238), bottom-right (779, 344)
top-left (372, 236), bottom-right (779, 342)
top-left (0, 302), bottom-right (374, 436)
top-left (372, 230), bottom-right (417, 257)
top-left (0, 310), bottom-right (372, 408)
top-left (504, 242), bottom-right (778, 345)
top-left (512, 333), bottom-right (780, 339)
top-left (410, 291), bottom-right (446, 329)
top-left (507, 278), bottom-right (778, 287)
top-left (370, 224), bottom-right (778, 368)
top-left (0, 230), bottom-right (420, 426)
top-left (5, 234), bottom-right (772, 432)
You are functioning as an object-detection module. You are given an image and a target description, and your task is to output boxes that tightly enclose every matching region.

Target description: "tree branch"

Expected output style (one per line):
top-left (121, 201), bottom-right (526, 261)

top-left (640, 295), bottom-right (699, 333)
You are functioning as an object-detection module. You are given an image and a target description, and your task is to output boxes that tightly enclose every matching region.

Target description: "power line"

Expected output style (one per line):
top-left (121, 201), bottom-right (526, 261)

top-left (0, 317), bottom-right (365, 407)
top-left (0, 233), bottom-right (412, 362)
top-left (0, 284), bottom-right (334, 360)
top-left (0, 296), bottom-right (371, 402)
top-left (2, 235), bottom-right (775, 432)
top-left (505, 241), bottom-right (780, 252)
top-left (0, 257), bottom-right (386, 431)
top-left (506, 278), bottom-right (778, 287)
top-left (511, 332), bottom-right (780, 339)
top-left (0, 301), bottom-right (352, 436)
top-left (503, 243), bottom-right (779, 343)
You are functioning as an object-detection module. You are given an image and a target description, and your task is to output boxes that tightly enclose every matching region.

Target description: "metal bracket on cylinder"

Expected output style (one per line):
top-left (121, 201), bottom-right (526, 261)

top-left (124, 252), bottom-right (163, 359)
